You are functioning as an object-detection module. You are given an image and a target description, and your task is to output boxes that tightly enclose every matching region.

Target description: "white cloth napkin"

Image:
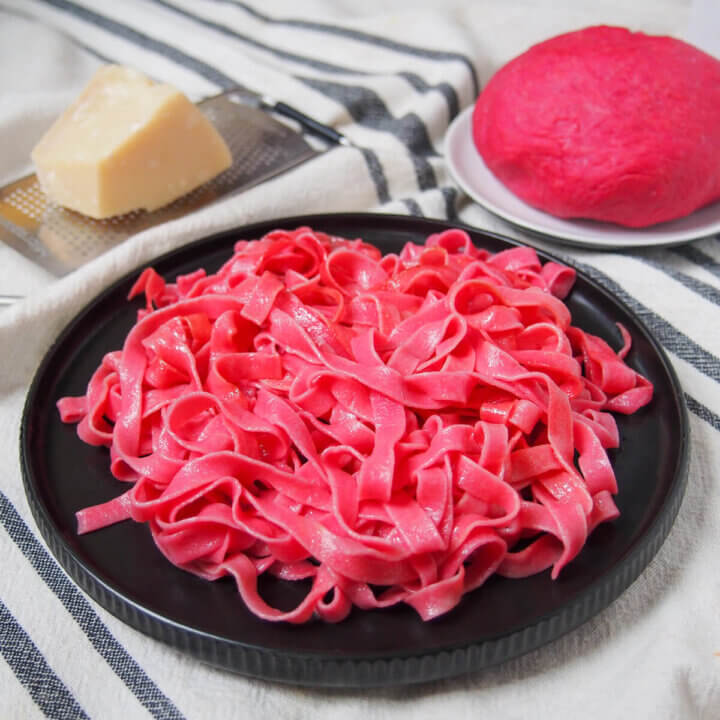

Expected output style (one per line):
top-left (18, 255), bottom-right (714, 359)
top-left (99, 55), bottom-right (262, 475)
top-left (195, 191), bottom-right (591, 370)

top-left (3, 2), bottom-right (720, 719)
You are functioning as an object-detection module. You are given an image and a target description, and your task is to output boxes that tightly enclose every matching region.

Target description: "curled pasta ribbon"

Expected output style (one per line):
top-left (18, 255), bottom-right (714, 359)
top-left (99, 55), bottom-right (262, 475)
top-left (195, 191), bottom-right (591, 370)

top-left (58, 227), bottom-right (652, 623)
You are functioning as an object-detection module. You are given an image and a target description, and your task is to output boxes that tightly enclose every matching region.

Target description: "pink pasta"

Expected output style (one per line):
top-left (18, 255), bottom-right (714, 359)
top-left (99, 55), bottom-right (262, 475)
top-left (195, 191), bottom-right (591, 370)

top-left (58, 227), bottom-right (653, 623)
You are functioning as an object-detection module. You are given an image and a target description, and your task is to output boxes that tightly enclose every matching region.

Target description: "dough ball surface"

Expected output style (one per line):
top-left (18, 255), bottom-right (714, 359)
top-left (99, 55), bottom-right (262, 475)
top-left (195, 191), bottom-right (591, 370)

top-left (472, 26), bottom-right (720, 227)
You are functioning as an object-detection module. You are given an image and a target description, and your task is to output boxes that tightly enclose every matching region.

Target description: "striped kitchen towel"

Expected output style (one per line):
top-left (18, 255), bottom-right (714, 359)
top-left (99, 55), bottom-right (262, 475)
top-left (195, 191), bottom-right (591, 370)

top-left (1, 1), bottom-right (719, 718)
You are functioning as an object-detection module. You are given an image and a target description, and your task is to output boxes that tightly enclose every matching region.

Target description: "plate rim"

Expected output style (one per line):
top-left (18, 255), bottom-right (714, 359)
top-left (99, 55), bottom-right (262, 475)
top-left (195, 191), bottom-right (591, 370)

top-left (19, 212), bottom-right (690, 686)
top-left (446, 106), bottom-right (720, 249)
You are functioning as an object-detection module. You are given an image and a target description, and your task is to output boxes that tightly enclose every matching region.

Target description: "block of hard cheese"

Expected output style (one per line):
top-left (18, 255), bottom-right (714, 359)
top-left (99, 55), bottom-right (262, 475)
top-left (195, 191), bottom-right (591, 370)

top-left (31, 66), bottom-right (232, 219)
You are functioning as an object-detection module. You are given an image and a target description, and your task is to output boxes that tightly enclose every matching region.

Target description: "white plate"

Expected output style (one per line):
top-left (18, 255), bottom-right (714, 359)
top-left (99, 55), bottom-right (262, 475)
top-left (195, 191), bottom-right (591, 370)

top-left (445, 106), bottom-right (720, 249)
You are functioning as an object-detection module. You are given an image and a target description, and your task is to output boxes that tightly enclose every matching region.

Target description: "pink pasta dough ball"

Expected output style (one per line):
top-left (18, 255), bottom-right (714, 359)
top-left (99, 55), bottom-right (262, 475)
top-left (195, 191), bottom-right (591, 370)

top-left (472, 26), bottom-right (720, 228)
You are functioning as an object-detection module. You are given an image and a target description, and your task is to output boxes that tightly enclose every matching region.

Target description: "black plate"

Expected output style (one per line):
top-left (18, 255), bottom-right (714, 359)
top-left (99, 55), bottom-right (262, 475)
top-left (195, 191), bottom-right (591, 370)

top-left (21, 213), bottom-right (689, 687)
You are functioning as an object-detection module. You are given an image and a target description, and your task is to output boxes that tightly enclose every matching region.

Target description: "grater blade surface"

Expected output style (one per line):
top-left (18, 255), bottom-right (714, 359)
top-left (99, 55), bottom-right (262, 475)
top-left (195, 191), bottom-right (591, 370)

top-left (0, 94), bottom-right (318, 276)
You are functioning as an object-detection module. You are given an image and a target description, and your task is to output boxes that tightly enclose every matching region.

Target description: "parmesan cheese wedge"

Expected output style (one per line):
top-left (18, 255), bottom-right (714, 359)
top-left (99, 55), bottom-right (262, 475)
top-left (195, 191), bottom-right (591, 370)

top-left (31, 66), bottom-right (232, 219)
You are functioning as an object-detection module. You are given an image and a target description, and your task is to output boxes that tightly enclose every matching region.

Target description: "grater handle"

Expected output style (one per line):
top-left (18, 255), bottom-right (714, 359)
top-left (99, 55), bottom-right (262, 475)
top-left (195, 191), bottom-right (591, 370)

top-left (269, 101), bottom-right (354, 147)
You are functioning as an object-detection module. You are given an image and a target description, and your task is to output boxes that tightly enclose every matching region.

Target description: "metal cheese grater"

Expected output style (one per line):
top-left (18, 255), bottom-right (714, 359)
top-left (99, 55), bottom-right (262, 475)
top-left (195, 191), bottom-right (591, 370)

top-left (0, 90), bottom-right (321, 277)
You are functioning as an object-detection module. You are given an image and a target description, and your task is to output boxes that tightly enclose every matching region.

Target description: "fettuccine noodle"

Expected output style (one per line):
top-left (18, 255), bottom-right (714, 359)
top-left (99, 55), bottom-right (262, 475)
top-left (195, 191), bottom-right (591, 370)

top-left (58, 227), bottom-right (652, 622)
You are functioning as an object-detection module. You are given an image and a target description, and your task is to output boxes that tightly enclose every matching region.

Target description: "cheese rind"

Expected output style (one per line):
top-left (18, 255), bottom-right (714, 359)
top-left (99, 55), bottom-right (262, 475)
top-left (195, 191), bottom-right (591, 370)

top-left (31, 66), bottom-right (232, 219)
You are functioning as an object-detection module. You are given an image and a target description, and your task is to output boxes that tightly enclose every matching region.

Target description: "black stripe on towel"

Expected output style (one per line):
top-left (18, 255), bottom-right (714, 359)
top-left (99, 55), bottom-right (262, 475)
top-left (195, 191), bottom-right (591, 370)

top-left (298, 76), bottom-right (439, 190)
top-left (0, 492), bottom-right (185, 720)
top-left (669, 244), bottom-right (720, 282)
top-left (685, 393), bottom-right (720, 433)
top-left (401, 198), bottom-right (424, 216)
top-left (0, 599), bottom-right (89, 720)
top-left (441, 186), bottom-right (459, 221)
top-left (152, 0), bottom-right (383, 77)
top-left (42, 0), bottom-right (234, 87)
top-left (399, 72), bottom-right (460, 120)
top-left (152, 0), bottom-right (463, 120)
top-left (212, 0), bottom-right (480, 95)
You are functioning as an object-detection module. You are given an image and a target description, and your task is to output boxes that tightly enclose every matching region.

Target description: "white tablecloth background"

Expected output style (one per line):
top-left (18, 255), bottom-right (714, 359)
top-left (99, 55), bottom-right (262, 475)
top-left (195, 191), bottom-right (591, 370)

top-left (2, 1), bottom-right (719, 718)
